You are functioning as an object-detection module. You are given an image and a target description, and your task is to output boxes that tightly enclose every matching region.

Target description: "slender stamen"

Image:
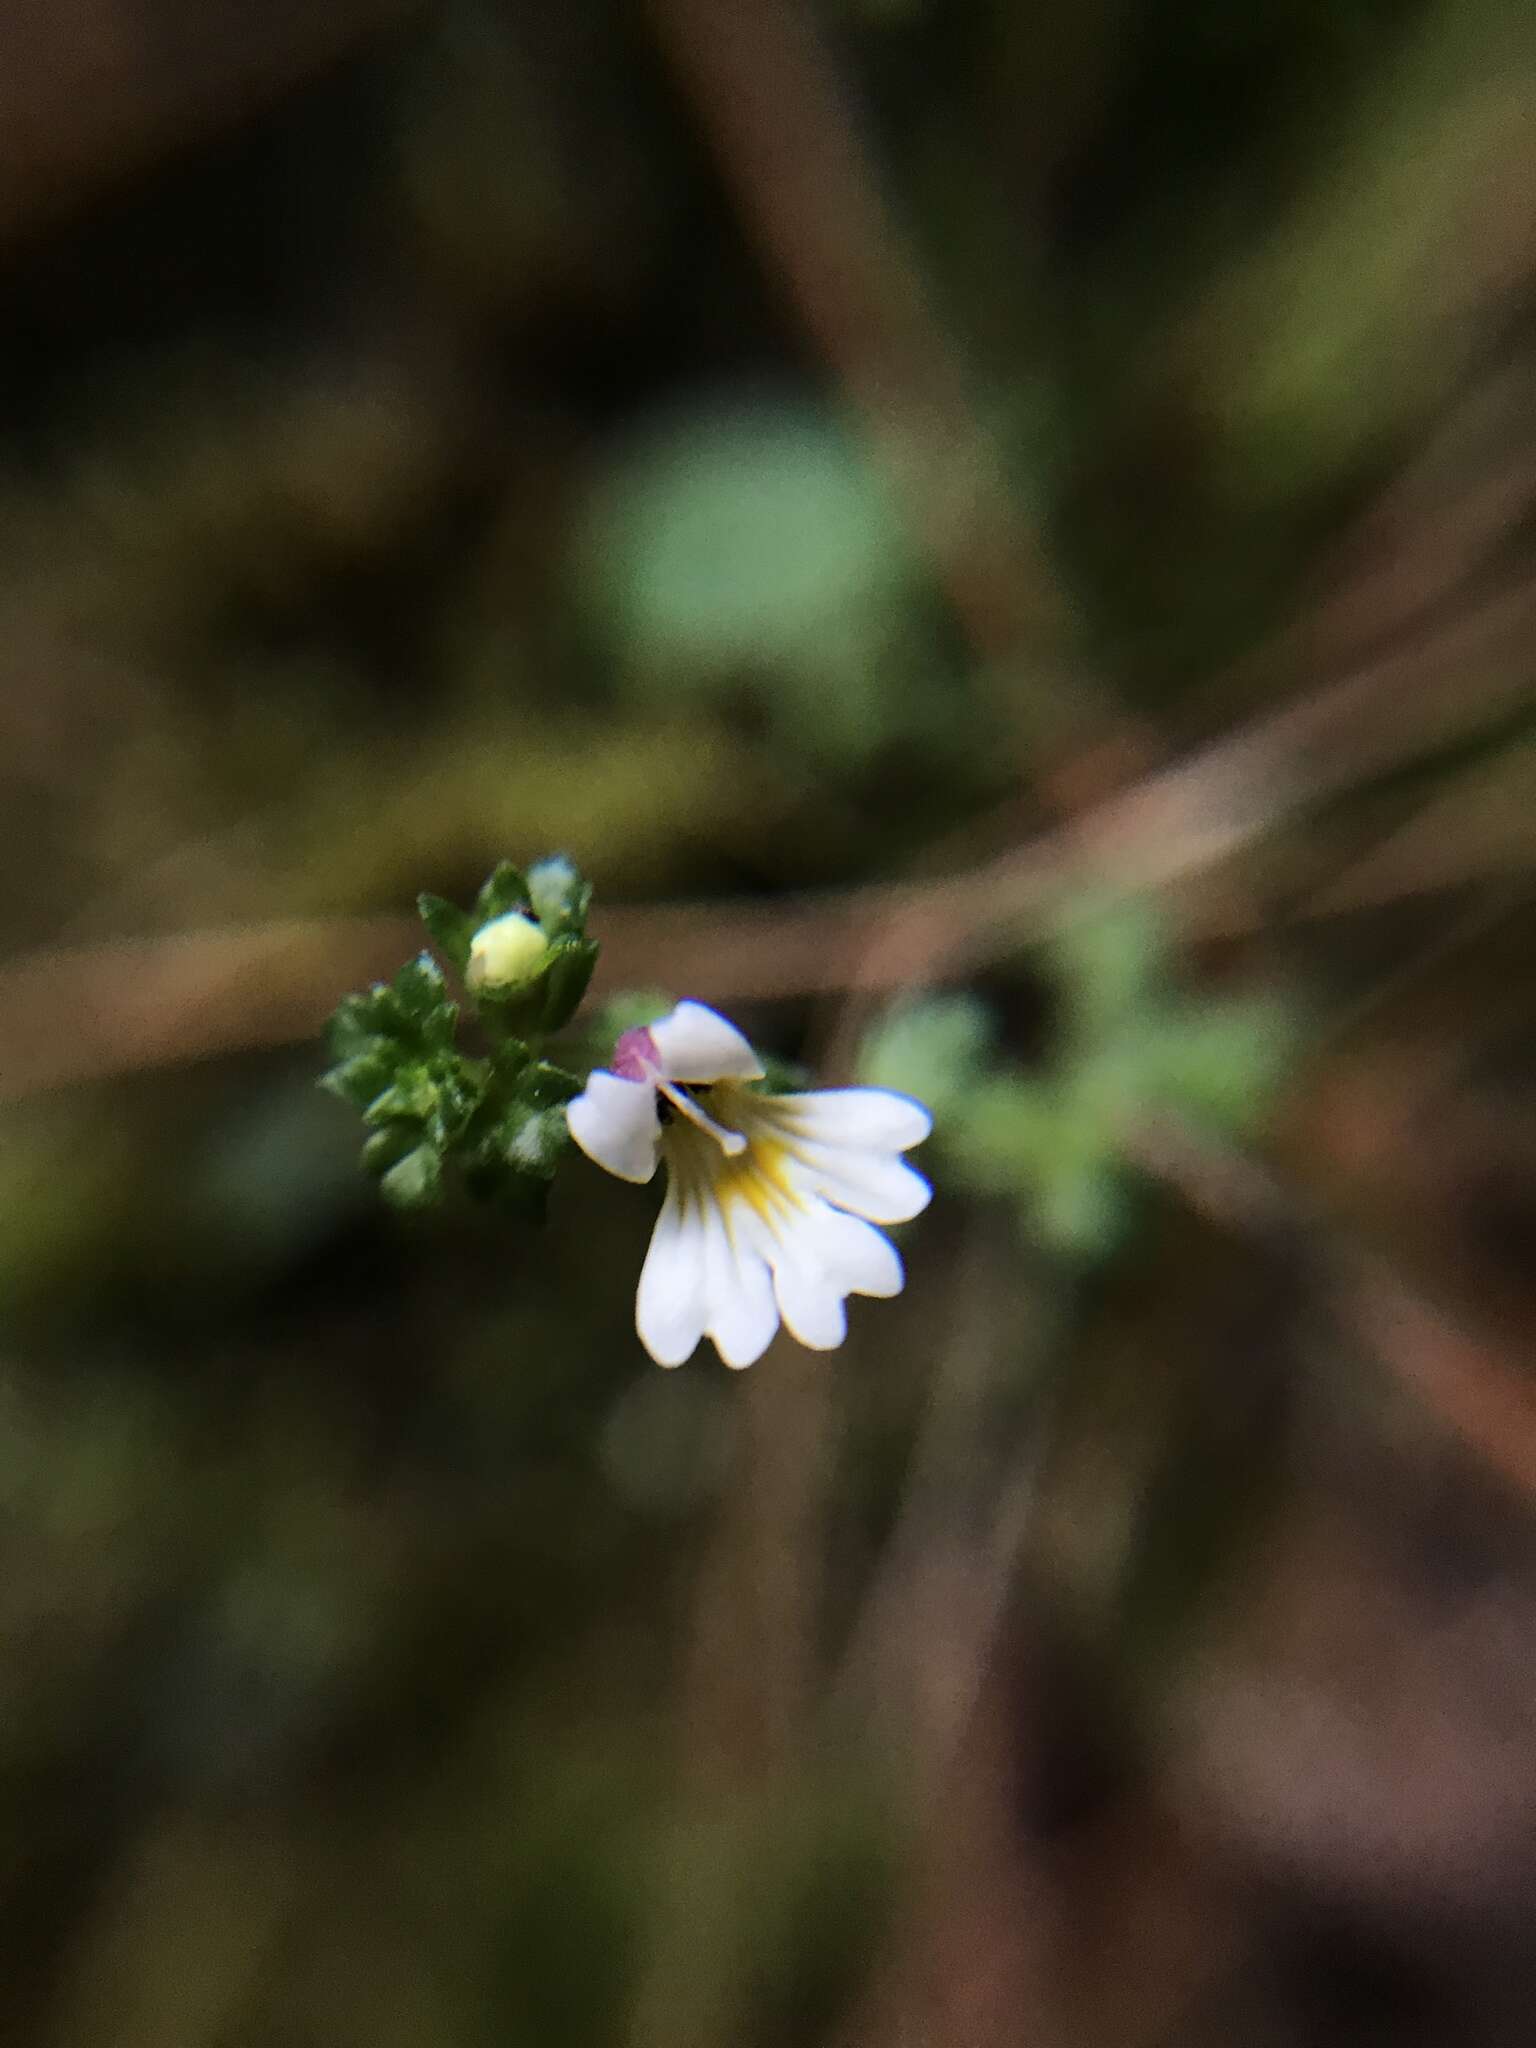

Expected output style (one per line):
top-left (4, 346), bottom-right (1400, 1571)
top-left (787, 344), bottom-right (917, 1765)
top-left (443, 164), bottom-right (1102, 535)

top-left (657, 1080), bottom-right (747, 1155)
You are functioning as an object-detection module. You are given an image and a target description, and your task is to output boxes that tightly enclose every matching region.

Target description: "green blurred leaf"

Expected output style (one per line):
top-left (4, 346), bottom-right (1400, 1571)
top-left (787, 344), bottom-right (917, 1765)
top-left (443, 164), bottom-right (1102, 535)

top-left (859, 995), bottom-right (994, 1124)
top-left (1141, 995), bottom-right (1296, 1135)
top-left (948, 1076), bottom-right (1073, 1191)
top-left (588, 404), bottom-right (908, 668)
top-left (1033, 1160), bottom-right (1129, 1257)
top-left (1054, 896), bottom-right (1167, 1036)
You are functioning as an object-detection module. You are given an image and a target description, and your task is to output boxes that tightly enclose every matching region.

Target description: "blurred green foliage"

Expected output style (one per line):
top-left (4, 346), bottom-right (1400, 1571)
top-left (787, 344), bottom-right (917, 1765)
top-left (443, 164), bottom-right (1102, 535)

top-left (862, 900), bottom-right (1296, 1253)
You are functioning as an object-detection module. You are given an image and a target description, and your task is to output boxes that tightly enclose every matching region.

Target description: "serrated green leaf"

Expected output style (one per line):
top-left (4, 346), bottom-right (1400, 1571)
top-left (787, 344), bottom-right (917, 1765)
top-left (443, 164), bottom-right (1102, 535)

top-left (391, 953), bottom-right (451, 1034)
top-left (362, 1068), bottom-right (437, 1125)
top-left (327, 991), bottom-right (395, 1060)
top-left (426, 1065), bottom-right (482, 1148)
top-left (318, 1046), bottom-right (399, 1110)
top-left (417, 892), bottom-right (476, 972)
top-left (474, 861), bottom-right (530, 926)
top-left (380, 1143), bottom-right (444, 1211)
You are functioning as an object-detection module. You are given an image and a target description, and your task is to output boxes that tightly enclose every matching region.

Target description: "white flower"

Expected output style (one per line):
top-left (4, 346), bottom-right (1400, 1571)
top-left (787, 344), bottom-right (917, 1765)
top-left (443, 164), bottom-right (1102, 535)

top-left (566, 1001), bottom-right (931, 1368)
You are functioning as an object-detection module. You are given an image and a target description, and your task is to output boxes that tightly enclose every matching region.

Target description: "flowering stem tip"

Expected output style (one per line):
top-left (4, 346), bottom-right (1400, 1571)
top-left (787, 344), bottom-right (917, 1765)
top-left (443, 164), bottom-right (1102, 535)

top-left (322, 862), bottom-right (933, 1366)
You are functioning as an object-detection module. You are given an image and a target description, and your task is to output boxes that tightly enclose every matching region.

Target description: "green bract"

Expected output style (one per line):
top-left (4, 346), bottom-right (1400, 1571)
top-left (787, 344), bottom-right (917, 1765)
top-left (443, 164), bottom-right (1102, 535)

top-left (320, 857), bottom-right (598, 1217)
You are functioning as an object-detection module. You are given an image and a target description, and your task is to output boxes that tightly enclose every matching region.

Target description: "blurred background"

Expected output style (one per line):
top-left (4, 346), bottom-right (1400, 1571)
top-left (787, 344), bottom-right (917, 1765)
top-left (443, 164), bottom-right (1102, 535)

top-left (4, 1), bottom-right (1536, 2042)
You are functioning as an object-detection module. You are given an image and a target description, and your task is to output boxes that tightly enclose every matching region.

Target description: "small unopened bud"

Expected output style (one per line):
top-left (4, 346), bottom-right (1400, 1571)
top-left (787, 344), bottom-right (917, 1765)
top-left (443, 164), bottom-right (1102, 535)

top-left (467, 911), bottom-right (549, 991)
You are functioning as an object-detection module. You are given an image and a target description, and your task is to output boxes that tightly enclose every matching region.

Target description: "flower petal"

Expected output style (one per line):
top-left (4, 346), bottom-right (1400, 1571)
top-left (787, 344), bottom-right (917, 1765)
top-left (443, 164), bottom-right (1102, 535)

top-left (567, 1071), bottom-right (661, 1184)
top-left (810, 1204), bottom-right (904, 1298)
top-left (648, 1001), bottom-right (765, 1083)
top-left (771, 1088), bottom-right (932, 1152)
top-left (636, 1182), bottom-right (708, 1365)
top-left (704, 1207), bottom-right (780, 1368)
top-left (789, 1142), bottom-right (931, 1226)
top-left (771, 1237), bottom-right (848, 1351)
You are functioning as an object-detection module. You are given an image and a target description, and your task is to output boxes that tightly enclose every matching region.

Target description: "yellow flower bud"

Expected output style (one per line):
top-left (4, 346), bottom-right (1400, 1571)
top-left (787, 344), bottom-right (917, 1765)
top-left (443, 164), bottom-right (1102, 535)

top-left (466, 911), bottom-right (549, 991)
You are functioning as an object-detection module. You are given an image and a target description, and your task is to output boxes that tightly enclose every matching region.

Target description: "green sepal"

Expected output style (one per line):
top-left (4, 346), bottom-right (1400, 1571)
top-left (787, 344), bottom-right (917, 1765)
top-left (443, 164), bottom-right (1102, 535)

top-left (417, 892), bottom-right (476, 973)
top-left (470, 935), bottom-right (599, 1039)
top-left (536, 936), bottom-right (599, 1033)
top-left (473, 861), bottom-right (531, 927)
top-left (380, 1143), bottom-right (444, 1211)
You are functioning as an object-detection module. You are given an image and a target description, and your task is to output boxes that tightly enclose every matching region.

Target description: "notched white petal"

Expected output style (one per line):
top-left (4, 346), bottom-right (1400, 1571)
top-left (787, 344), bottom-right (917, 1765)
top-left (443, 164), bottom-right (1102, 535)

top-left (566, 1071), bottom-right (662, 1184)
top-left (812, 1205), bottom-right (904, 1298)
top-left (708, 1234), bottom-right (779, 1368)
top-left (649, 1000), bottom-right (765, 1083)
top-left (636, 1187), bottom-right (708, 1365)
top-left (688, 1198), bottom-right (769, 1368)
top-left (791, 1142), bottom-right (932, 1225)
top-left (772, 1249), bottom-right (848, 1350)
top-left (773, 1087), bottom-right (932, 1152)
